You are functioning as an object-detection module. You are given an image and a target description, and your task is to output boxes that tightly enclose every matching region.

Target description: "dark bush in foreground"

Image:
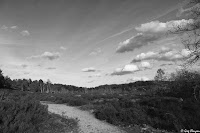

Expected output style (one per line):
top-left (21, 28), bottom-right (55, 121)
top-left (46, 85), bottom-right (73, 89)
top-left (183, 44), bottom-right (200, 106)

top-left (0, 92), bottom-right (49, 133)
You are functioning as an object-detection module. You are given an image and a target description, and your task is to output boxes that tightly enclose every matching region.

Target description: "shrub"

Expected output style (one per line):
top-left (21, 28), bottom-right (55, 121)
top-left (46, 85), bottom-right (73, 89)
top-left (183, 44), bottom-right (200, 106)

top-left (0, 92), bottom-right (49, 133)
top-left (66, 97), bottom-right (88, 106)
top-left (39, 113), bottom-right (78, 133)
top-left (167, 69), bottom-right (200, 99)
top-left (94, 100), bottom-right (147, 126)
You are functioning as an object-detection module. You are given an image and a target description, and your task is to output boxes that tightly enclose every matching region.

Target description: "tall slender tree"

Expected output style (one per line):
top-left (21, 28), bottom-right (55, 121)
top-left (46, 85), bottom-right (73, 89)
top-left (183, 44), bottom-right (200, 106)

top-left (39, 79), bottom-right (44, 93)
top-left (46, 79), bottom-right (51, 93)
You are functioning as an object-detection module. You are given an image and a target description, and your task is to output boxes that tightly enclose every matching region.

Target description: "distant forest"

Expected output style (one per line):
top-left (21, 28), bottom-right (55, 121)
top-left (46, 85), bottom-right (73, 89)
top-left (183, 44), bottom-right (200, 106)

top-left (0, 68), bottom-right (171, 94)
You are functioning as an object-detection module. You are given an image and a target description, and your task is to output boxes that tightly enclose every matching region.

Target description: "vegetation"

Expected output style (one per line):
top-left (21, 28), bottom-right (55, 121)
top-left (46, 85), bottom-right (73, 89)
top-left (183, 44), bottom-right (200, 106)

top-left (0, 1), bottom-right (199, 133)
top-left (93, 69), bottom-right (200, 132)
top-left (172, 0), bottom-right (200, 64)
top-left (154, 68), bottom-right (167, 81)
top-left (1, 65), bottom-right (200, 132)
top-left (0, 90), bottom-right (48, 133)
top-left (0, 71), bottom-right (78, 133)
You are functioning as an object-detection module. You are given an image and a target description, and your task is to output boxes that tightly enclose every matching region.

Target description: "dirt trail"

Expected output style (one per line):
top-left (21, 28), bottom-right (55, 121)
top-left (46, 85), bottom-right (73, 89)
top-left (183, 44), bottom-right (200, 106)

top-left (41, 102), bottom-right (126, 133)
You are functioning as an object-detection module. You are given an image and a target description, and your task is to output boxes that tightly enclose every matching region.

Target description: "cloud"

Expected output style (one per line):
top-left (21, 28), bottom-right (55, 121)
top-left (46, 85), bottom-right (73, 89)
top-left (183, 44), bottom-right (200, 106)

top-left (110, 61), bottom-right (153, 76)
top-left (116, 19), bottom-right (193, 53)
top-left (92, 6), bottom-right (178, 47)
top-left (132, 51), bottom-right (157, 63)
top-left (46, 67), bottom-right (56, 70)
top-left (111, 64), bottom-right (139, 76)
top-left (89, 48), bottom-right (102, 56)
top-left (127, 76), bottom-right (149, 82)
top-left (21, 30), bottom-right (30, 36)
top-left (116, 33), bottom-right (160, 53)
top-left (160, 63), bottom-right (174, 66)
top-left (131, 47), bottom-right (191, 63)
top-left (82, 67), bottom-right (96, 72)
top-left (1, 25), bottom-right (8, 30)
top-left (135, 19), bottom-right (193, 34)
top-left (10, 26), bottom-right (18, 29)
top-left (140, 61), bottom-right (151, 69)
top-left (27, 52), bottom-right (61, 60)
top-left (60, 46), bottom-right (67, 50)
top-left (88, 73), bottom-right (101, 78)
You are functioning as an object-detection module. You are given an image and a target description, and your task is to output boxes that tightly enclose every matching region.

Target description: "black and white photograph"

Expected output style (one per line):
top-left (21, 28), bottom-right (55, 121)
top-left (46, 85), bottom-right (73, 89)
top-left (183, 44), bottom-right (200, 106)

top-left (0, 0), bottom-right (200, 132)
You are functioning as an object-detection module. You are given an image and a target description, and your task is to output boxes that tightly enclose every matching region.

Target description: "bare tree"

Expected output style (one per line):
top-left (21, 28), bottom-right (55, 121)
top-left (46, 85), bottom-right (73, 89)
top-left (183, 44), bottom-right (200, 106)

top-left (172, 0), bottom-right (200, 65)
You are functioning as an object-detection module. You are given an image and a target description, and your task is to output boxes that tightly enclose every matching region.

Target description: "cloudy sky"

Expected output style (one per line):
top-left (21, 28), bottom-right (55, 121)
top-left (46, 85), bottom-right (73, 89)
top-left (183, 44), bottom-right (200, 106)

top-left (0, 0), bottom-right (198, 87)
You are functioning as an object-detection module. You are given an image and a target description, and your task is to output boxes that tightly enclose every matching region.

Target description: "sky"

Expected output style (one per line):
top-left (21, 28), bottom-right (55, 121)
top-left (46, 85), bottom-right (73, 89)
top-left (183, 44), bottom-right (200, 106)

top-left (0, 0), bottom-right (198, 87)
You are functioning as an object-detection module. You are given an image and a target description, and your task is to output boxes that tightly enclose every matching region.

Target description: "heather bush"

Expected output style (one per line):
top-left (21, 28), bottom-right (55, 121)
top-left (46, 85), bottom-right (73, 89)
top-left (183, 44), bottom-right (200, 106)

top-left (94, 70), bottom-right (200, 132)
top-left (167, 70), bottom-right (200, 99)
top-left (94, 99), bottom-right (147, 126)
top-left (0, 92), bottom-right (49, 133)
top-left (138, 70), bottom-right (200, 131)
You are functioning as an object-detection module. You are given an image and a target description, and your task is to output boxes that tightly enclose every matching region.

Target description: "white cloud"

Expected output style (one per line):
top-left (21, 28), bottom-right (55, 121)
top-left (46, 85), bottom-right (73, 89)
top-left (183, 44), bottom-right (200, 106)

top-left (27, 52), bottom-right (61, 60)
top-left (111, 64), bottom-right (139, 76)
top-left (10, 26), bottom-right (18, 29)
top-left (89, 48), bottom-right (102, 56)
top-left (116, 33), bottom-right (160, 53)
top-left (123, 64), bottom-right (139, 72)
top-left (135, 19), bottom-right (193, 34)
top-left (133, 51), bottom-right (157, 62)
top-left (1, 25), bottom-right (8, 30)
top-left (82, 67), bottom-right (96, 72)
top-left (140, 61), bottom-right (151, 69)
top-left (127, 77), bottom-right (149, 82)
top-left (181, 49), bottom-right (191, 57)
top-left (131, 48), bottom-right (191, 63)
top-left (136, 21), bottom-right (167, 33)
top-left (21, 30), bottom-right (30, 36)
top-left (116, 19), bottom-right (193, 53)
top-left (60, 46), bottom-right (67, 50)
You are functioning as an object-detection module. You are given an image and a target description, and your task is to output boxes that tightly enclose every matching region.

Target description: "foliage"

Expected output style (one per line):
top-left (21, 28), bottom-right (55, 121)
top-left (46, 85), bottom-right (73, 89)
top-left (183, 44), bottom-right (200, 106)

top-left (143, 69), bottom-right (200, 131)
top-left (39, 113), bottom-right (78, 133)
top-left (154, 68), bottom-right (167, 81)
top-left (94, 99), bottom-right (147, 126)
top-left (0, 90), bottom-right (79, 133)
top-left (93, 69), bottom-right (200, 132)
top-left (172, 0), bottom-right (200, 64)
top-left (0, 69), bottom-right (5, 88)
top-left (1, 66), bottom-right (200, 132)
top-left (0, 92), bottom-right (49, 133)
top-left (32, 93), bottom-right (89, 106)
top-left (167, 69), bottom-right (200, 99)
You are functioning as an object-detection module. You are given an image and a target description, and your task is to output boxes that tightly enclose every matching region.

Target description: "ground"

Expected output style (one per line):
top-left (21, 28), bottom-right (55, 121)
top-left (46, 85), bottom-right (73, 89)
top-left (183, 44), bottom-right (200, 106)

top-left (41, 101), bottom-right (126, 133)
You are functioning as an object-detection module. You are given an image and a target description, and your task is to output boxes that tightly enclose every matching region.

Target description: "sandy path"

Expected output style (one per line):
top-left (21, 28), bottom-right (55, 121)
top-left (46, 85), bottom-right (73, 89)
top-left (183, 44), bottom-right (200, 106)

top-left (41, 102), bottom-right (126, 133)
